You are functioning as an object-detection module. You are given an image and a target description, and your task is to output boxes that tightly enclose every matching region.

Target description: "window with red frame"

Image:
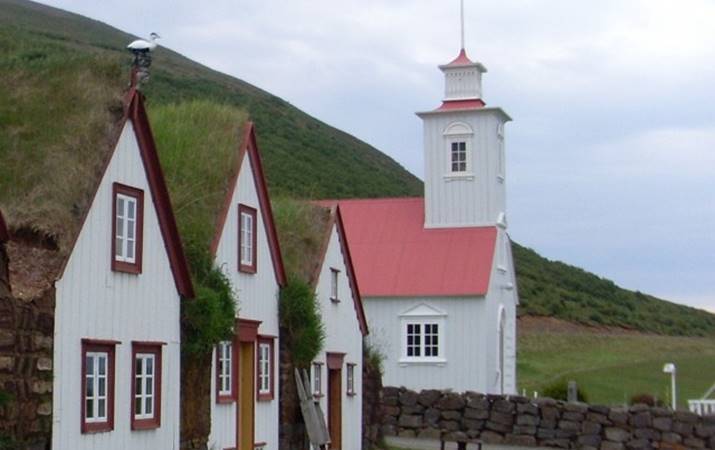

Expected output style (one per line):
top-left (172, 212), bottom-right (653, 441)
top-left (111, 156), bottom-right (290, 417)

top-left (131, 342), bottom-right (163, 430)
top-left (256, 337), bottom-right (274, 400)
top-left (81, 339), bottom-right (118, 433)
top-left (216, 341), bottom-right (235, 403)
top-left (238, 204), bottom-right (257, 273)
top-left (112, 183), bottom-right (144, 274)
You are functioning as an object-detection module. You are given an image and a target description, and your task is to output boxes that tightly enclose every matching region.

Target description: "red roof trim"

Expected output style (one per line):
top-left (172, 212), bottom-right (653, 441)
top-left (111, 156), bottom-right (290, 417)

top-left (310, 205), bottom-right (368, 336)
top-left (58, 88), bottom-right (194, 298)
top-left (445, 48), bottom-right (474, 67)
top-left (129, 92), bottom-right (194, 298)
top-left (335, 206), bottom-right (368, 336)
top-left (210, 122), bottom-right (287, 287)
top-left (437, 99), bottom-right (486, 111)
top-left (0, 209), bottom-right (8, 243)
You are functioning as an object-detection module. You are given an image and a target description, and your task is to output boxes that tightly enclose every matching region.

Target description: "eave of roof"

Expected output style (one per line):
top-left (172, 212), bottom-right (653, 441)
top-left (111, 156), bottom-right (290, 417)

top-left (211, 122), bottom-right (287, 287)
top-left (58, 88), bottom-right (195, 298)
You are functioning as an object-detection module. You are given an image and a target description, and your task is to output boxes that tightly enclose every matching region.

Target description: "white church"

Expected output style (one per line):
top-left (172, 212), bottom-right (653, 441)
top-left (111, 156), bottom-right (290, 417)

top-left (326, 43), bottom-right (518, 394)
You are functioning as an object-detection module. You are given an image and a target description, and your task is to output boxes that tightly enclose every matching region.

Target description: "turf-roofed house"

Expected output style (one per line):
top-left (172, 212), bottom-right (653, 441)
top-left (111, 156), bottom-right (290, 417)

top-left (325, 45), bottom-right (519, 394)
top-left (189, 120), bottom-right (286, 450)
top-left (278, 202), bottom-right (369, 450)
top-left (0, 85), bottom-right (193, 450)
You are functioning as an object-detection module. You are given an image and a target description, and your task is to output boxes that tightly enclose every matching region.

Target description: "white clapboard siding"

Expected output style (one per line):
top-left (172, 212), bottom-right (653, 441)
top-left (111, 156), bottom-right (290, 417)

top-left (52, 121), bottom-right (181, 450)
top-left (364, 230), bottom-right (518, 395)
top-left (421, 109), bottom-right (508, 229)
top-left (312, 224), bottom-right (364, 450)
top-left (210, 150), bottom-right (281, 450)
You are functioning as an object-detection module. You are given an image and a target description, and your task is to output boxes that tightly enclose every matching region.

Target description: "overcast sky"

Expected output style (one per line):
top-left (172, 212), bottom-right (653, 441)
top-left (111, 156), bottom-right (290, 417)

top-left (40, 0), bottom-right (715, 313)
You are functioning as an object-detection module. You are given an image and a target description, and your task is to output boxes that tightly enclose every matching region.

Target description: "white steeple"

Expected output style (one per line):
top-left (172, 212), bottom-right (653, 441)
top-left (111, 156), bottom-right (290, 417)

top-left (416, 2), bottom-right (511, 229)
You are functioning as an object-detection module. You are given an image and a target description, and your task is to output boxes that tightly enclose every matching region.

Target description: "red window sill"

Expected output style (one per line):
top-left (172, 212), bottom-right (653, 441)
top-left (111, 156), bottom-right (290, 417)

top-left (256, 393), bottom-right (274, 402)
top-left (217, 394), bottom-right (236, 404)
top-left (239, 264), bottom-right (257, 274)
top-left (347, 392), bottom-right (357, 397)
top-left (82, 421), bottom-right (113, 434)
top-left (112, 259), bottom-right (142, 274)
top-left (132, 418), bottom-right (160, 431)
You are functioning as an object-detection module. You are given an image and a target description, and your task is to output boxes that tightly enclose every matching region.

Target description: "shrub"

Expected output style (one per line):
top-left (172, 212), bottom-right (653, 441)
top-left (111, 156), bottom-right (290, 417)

top-left (279, 275), bottom-right (325, 368)
top-left (365, 342), bottom-right (385, 376)
top-left (541, 379), bottom-right (589, 403)
top-left (630, 393), bottom-right (663, 407)
top-left (181, 244), bottom-right (237, 355)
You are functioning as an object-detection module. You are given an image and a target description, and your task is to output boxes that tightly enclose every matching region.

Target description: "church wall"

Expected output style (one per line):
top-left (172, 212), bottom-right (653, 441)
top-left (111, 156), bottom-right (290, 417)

top-left (422, 109), bottom-right (507, 229)
top-left (363, 295), bottom-right (493, 393)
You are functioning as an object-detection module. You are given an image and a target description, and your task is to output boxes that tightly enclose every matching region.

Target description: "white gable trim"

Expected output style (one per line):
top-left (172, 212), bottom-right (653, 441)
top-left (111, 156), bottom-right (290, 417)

top-left (399, 302), bottom-right (447, 318)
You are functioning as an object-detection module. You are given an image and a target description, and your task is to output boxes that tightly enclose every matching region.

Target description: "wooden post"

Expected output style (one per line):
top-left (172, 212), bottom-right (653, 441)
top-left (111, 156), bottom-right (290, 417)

top-left (567, 380), bottom-right (578, 403)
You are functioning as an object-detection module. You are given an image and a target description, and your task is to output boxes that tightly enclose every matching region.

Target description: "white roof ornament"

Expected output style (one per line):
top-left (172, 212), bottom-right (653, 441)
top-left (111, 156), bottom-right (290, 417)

top-left (127, 33), bottom-right (161, 87)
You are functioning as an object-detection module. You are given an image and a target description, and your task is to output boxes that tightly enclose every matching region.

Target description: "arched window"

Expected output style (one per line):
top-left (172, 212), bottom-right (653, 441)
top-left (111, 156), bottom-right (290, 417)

top-left (443, 122), bottom-right (473, 175)
top-left (497, 306), bottom-right (506, 394)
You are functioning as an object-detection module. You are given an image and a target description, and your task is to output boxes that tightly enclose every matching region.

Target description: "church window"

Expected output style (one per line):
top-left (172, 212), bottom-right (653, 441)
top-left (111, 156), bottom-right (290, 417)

top-left (451, 141), bottom-right (467, 172)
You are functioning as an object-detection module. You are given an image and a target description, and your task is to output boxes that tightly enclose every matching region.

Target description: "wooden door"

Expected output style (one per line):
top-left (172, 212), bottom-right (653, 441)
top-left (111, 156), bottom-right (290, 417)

top-left (238, 341), bottom-right (255, 450)
top-left (327, 368), bottom-right (342, 450)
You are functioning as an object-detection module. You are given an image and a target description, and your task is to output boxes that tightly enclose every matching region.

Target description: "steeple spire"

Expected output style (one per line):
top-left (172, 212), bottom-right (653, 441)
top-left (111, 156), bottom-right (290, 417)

top-left (460, 0), bottom-right (465, 50)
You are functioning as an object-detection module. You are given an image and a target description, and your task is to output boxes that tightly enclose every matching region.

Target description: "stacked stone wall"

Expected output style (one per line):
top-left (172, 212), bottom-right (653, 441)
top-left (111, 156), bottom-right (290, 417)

top-left (381, 386), bottom-right (715, 449)
top-left (0, 279), bottom-right (54, 450)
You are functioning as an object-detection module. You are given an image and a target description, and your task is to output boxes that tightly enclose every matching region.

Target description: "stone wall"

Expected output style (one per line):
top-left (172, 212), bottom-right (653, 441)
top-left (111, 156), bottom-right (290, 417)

top-left (279, 329), bottom-right (308, 450)
top-left (362, 354), bottom-right (383, 450)
top-left (381, 387), bottom-right (715, 449)
top-left (0, 284), bottom-right (54, 450)
top-left (180, 352), bottom-right (212, 450)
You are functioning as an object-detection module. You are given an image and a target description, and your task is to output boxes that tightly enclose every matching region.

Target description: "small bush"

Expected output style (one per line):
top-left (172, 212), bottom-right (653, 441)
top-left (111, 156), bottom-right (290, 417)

top-left (181, 244), bottom-right (236, 355)
top-left (630, 393), bottom-right (663, 407)
top-left (541, 379), bottom-right (589, 403)
top-left (365, 342), bottom-right (385, 376)
top-left (279, 276), bottom-right (325, 368)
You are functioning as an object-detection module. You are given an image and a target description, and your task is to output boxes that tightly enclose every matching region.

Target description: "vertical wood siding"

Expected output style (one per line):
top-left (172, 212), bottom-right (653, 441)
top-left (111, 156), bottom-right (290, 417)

top-left (52, 122), bottom-right (181, 450)
top-left (210, 151), bottom-right (281, 450)
top-left (423, 110), bottom-right (507, 229)
top-left (363, 230), bottom-right (518, 394)
top-left (312, 225), bottom-right (363, 450)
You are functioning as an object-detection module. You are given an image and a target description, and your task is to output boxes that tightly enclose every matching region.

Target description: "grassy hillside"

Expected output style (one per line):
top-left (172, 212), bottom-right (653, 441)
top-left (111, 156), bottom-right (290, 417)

top-left (0, 0), bottom-right (713, 339)
top-left (514, 244), bottom-right (715, 336)
top-left (0, 0), bottom-right (422, 205)
top-left (518, 318), bottom-right (715, 407)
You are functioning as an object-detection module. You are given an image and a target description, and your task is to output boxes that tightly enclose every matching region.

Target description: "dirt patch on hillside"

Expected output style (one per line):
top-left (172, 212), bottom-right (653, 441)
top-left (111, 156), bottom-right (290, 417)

top-left (518, 315), bottom-right (643, 336)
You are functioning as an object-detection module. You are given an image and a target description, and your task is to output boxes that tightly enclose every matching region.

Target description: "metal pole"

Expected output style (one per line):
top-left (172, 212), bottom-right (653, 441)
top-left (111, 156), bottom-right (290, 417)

top-left (671, 370), bottom-right (677, 410)
top-left (460, 0), bottom-right (465, 49)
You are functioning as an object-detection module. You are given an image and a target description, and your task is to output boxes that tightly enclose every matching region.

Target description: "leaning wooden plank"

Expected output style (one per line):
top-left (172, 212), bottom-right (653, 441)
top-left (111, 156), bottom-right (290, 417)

top-left (295, 368), bottom-right (330, 448)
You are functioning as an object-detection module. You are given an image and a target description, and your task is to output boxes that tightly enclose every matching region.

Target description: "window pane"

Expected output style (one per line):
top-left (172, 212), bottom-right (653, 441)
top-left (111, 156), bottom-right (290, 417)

top-left (127, 220), bottom-right (134, 239)
top-left (98, 378), bottom-right (105, 397)
top-left (146, 377), bottom-right (153, 395)
top-left (86, 399), bottom-right (94, 418)
top-left (135, 397), bottom-right (142, 414)
top-left (87, 377), bottom-right (94, 397)
top-left (136, 376), bottom-right (143, 395)
top-left (146, 357), bottom-right (154, 375)
top-left (127, 241), bottom-right (134, 259)
top-left (145, 398), bottom-right (152, 415)
top-left (86, 356), bottom-right (94, 374)
top-left (98, 399), bottom-right (106, 418)
top-left (136, 357), bottom-right (143, 375)
top-left (117, 197), bottom-right (125, 217)
top-left (127, 200), bottom-right (135, 220)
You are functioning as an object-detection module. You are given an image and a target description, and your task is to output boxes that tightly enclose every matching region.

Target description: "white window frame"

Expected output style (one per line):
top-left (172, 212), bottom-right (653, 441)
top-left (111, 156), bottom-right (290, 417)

top-left (85, 351), bottom-right (109, 423)
top-left (240, 211), bottom-right (254, 266)
top-left (330, 268), bottom-right (340, 303)
top-left (312, 362), bottom-right (323, 396)
top-left (346, 363), bottom-right (356, 396)
top-left (218, 341), bottom-right (233, 396)
top-left (497, 123), bottom-right (505, 182)
top-left (443, 122), bottom-right (474, 179)
top-left (115, 193), bottom-right (138, 263)
top-left (258, 342), bottom-right (271, 395)
top-left (134, 353), bottom-right (156, 420)
top-left (399, 304), bottom-right (447, 365)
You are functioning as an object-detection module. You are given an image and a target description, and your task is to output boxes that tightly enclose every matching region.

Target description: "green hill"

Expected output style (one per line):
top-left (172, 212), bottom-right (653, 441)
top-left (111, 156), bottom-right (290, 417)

top-left (1, 0), bottom-right (713, 339)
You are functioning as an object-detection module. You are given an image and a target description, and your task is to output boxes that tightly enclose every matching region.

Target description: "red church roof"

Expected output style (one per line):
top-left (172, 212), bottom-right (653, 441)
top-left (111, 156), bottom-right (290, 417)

top-left (317, 198), bottom-right (497, 298)
top-left (444, 48), bottom-right (475, 67)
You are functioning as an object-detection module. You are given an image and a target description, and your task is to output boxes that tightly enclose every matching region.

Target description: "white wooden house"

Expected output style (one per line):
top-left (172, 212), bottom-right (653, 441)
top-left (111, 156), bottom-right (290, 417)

top-left (325, 47), bottom-right (518, 395)
top-left (307, 205), bottom-right (368, 450)
top-left (208, 123), bottom-right (287, 450)
top-left (51, 88), bottom-right (194, 449)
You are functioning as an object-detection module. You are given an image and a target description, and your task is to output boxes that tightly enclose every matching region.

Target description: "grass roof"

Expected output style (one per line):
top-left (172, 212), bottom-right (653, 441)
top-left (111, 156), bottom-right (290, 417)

top-left (149, 101), bottom-right (248, 254)
top-left (272, 197), bottom-right (332, 284)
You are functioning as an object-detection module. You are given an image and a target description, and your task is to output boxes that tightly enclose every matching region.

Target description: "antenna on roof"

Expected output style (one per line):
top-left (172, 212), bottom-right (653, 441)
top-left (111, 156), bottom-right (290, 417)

top-left (127, 32), bottom-right (161, 88)
top-left (460, 0), bottom-right (465, 50)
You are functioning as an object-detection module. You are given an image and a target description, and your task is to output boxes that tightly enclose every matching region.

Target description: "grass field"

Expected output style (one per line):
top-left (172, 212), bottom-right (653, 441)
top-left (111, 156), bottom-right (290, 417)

top-left (518, 319), bottom-right (715, 408)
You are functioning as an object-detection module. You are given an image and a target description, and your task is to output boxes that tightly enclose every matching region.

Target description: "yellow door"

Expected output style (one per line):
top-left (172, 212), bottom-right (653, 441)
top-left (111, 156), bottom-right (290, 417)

top-left (238, 341), bottom-right (255, 450)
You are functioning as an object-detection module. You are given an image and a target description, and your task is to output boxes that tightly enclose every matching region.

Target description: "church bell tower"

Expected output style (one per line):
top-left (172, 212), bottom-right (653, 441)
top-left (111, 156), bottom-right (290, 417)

top-left (417, 4), bottom-right (511, 229)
